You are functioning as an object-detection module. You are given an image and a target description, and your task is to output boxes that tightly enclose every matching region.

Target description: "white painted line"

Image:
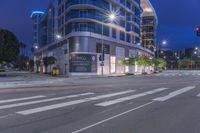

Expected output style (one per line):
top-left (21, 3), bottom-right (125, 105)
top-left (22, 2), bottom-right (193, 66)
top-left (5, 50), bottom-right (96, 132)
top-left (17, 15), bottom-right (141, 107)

top-left (0, 95), bottom-right (46, 104)
top-left (0, 92), bottom-right (94, 110)
top-left (72, 101), bottom-right (154, 133)
top-left (153, 86), bottom-right (195, 101)
top-left (95, 88), bottom-right (168, 107)
top-left (197, 93), bottom-right (200, 97)
top-left (17, 90), bottom-right (135, 115)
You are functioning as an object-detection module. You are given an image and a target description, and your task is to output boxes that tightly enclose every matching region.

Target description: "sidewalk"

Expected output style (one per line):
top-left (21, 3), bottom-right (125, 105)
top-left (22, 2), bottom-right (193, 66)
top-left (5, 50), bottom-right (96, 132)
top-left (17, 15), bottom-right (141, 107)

top-left (0, 71), bottom-right (150, 89)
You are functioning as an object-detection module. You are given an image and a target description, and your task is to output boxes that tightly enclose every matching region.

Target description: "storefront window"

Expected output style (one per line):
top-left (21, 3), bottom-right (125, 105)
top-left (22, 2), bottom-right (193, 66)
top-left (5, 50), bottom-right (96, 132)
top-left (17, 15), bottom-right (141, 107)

top-left (110, 56), bottom-right (116, 73)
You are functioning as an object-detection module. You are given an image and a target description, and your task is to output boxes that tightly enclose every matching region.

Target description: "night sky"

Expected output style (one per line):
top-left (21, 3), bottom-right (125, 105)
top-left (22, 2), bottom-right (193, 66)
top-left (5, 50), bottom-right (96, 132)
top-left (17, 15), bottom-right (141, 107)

top-left (0, 0), bottom-right (200, 53)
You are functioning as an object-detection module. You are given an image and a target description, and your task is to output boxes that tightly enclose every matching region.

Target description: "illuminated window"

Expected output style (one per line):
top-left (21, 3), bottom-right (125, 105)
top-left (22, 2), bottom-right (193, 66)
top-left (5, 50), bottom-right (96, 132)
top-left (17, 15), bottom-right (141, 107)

top-left (110, 56), bottom-right (116, 73)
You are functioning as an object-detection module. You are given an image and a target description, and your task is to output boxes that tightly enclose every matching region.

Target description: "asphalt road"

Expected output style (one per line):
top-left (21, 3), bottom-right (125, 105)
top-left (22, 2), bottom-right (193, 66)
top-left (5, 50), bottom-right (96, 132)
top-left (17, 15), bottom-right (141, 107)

top-left (0, 70), bottom-right (200, 133)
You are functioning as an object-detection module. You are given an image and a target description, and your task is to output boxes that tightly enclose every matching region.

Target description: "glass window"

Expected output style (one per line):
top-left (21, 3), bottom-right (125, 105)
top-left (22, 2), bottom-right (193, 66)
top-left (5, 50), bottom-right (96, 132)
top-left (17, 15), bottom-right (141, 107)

top-left (110, 56), bottom-right (116, 73)
top-left (120, 20), bottom-right (125, 27)
top-left (126, 0), bottom-right (131, 9)
top-left (126, 33), bottom-right (131, 43)
top-left (112, 28), bottom-right (116, 38)
top-left (103, 25), bottom-right (109, 36)
top-left (79, 23), bottom-right (87, 31)
top-left (120, 31), bottom-right (125, 41)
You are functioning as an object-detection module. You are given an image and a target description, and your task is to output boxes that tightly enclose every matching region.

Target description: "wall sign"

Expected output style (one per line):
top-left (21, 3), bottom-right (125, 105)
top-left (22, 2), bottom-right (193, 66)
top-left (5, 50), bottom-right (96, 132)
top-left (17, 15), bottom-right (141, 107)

top-left (70, 54), bottom-right (97, 73)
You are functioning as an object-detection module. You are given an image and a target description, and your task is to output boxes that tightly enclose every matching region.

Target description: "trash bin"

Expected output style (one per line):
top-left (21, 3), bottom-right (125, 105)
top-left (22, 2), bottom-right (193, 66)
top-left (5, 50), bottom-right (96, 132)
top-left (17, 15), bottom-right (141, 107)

top-left (52, 67), bottom-right (60, 76)
top-left (0, 69), bottom-right (6, 77)
top-left (55, 69), bottom-right (60, 75)
top-left (52, 67), bottom-right (56, 76)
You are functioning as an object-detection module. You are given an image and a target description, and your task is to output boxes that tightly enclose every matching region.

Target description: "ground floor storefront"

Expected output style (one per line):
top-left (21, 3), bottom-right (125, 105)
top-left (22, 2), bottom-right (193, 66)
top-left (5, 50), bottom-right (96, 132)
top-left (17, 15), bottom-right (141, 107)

top-left (34, 35), bottom-right (154, 76)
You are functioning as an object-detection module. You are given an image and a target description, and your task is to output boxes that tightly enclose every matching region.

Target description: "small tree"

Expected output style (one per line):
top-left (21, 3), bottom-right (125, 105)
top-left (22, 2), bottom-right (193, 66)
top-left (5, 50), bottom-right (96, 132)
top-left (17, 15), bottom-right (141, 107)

top-left (120, 57), bottom-right (135, 66)
top-left (35, 60), bottom-right (41, 72)
top-left (29, 60), bottom-right (34, 71)
top-left (43, 57), bottom-right (50, 73)
top-left (136, 55), bottom-right (151, 73)
top-left (153, 58), bottom-right (167, 71)
top-left (120, 57), bottom-right (136, 74)
top-left (48, 56), bottom-right (56, 72)
top-left (43, 56), bottom-right (56, 73)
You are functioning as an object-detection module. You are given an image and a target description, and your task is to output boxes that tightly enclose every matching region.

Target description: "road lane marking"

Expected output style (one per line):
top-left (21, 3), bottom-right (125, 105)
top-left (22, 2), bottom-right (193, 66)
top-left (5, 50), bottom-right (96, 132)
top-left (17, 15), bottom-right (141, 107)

top-left (153, 86), bottom-right (195, 101)
top-left (95, 88), bottom-right (168, 107)
top-left (0, 95), bottom-right (46, 104)
top-left (0, 93), bottom-right (94, 110)
top-left (197, 93), bottom-right (200, 97)
top-left (17, 90), bottom-right (135, 115)
top-left (71, 101), bottom-right (154, 133)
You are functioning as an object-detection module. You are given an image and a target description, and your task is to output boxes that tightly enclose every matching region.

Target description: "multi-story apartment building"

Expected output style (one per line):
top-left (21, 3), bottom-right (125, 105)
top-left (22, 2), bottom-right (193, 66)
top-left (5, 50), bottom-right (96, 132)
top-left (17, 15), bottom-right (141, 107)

top-left (32, 0), bottom-right (157, 76)
top-left (141, 0), bottom-right (157, 51)
top-left (31, 11), bottom-right (45, 49)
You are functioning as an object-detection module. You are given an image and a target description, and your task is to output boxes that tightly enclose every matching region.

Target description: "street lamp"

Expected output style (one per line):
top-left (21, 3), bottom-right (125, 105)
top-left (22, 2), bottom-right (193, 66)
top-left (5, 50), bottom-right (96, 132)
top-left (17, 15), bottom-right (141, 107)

top-left (101, 12), bottom-right (117, 76)
top-left (162, 40), bottom-right (167, 46)
top-left (34, 45), bottom-right (39, 49)
top-left (108, 13), bottom-right (117, 21)
top-left (157, 40), bottom-right (168, 58)
top-left (56, 34), bottom-right (62, 39)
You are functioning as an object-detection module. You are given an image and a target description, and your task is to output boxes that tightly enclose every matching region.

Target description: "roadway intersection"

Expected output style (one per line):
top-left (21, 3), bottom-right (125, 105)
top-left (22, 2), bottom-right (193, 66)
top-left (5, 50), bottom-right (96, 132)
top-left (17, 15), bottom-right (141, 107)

top-left (0, 70), bottom-right (200, 133)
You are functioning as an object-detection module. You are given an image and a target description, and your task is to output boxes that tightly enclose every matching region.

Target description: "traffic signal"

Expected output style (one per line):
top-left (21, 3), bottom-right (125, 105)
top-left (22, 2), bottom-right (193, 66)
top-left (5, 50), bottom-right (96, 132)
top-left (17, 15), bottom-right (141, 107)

top-left (196, 27), bottom-right (200, 36)
top-left (99, 54), bottom-right (105, 61)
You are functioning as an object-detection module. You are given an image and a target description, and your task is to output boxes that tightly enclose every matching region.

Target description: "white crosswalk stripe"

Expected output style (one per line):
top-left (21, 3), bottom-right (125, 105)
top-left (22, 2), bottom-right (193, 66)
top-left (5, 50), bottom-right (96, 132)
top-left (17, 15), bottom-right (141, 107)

top-left (0, 95), bottom-right (46, 104)
top-left (95, 88), bottom-right (168, 107)
top-left (153, 86), bottom-right (195, 101)
top-left (155, 73), bottom-right (200, 77)
top-left (0, 86), bottom-right (198, 117)
top-left (16, 90), bottom-right (135, 115)
top-left (0, 92), bottom-right (94, 110)
top-left (196, 93), bottom-right (200, 97)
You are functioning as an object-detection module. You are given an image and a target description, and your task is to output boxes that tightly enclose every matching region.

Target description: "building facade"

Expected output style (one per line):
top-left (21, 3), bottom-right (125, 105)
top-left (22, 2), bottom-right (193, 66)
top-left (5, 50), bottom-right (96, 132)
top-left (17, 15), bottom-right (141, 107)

top-left (31, 11), bottom-right (45, 49)
top-left (140, 0), bottom-right (157, 52)
top-left (32, 0), bottom-right (157, 76)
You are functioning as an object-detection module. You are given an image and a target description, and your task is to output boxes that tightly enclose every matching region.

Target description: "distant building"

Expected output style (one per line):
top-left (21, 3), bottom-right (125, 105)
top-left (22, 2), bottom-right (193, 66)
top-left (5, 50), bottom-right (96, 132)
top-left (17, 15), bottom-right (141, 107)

top-left (30, 11), bottom-right (45, 49)
top-left (180, 48), bottom-right (195, 59)
top-left (140, 0), bottom-right (158, 52)
top-left (157, 49), bottom-right (179, 69)
top-left (31, 0), bottom-right (157, 76)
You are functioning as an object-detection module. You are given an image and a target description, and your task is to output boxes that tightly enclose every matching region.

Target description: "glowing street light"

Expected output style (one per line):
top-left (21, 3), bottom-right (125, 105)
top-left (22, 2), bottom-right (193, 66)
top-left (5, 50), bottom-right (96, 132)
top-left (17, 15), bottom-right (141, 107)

top-left (157, 40), bottom-right (168, 58)
top-left (56, 34), bottom-right (62, 39)
top-left (162, 40), bottom-right (167, 45)
top-left (108, 13), bottom-right (116, 22)
top-left (34, 45), bottom-right (39, 49)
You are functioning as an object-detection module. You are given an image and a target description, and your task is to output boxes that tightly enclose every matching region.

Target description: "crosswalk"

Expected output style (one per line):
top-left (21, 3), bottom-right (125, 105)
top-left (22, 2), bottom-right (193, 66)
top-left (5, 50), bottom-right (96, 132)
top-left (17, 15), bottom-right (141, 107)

top-left (0, 86), bottom-right (199, 117)
top-left (155, 72), bottom-right (200, 77)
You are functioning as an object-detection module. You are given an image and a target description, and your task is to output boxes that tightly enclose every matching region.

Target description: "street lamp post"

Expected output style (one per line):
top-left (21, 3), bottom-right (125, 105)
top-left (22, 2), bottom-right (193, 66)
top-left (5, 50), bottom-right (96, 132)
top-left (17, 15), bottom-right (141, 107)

top-left (157, 40), bottom-right (167, 58)
top-left (101, 13), bottom-right (116, 76)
